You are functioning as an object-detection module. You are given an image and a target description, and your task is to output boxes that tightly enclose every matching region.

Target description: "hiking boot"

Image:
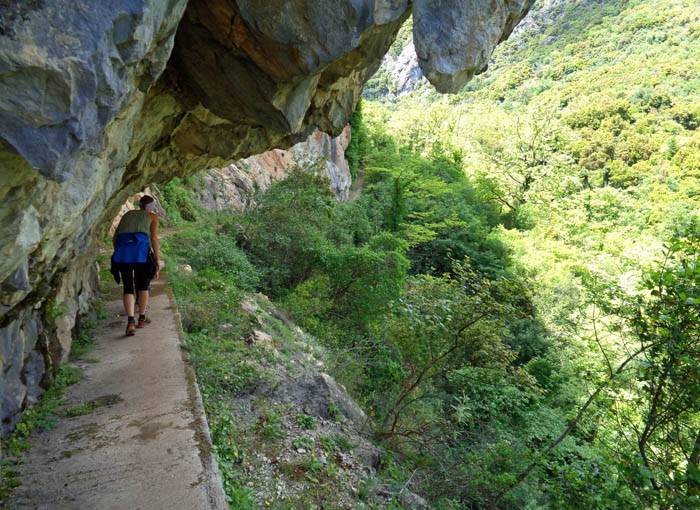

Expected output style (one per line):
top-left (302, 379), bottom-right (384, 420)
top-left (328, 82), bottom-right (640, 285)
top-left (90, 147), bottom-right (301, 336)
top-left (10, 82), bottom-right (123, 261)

top-left (137, 315), bottom-right (150, 328)
top-left (126, 322), bottom-right (136, 336)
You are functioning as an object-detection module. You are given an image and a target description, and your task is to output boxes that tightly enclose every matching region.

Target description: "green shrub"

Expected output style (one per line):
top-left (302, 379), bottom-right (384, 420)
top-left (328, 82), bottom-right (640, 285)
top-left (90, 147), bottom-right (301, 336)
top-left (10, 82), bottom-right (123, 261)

top-left (566, 100), bottom-right (632, 130)
top-left (301, 454), bottom-right (324, 474)
top-left (327, 400), bottom-right (342, 422)
top-left (44, 300), bottom-right (68, 323)
top-left (258, 409), bottom-right (286, 441)
top-left (70, 327), bottom-right (96, 359)
top-left (334, 435), bottom-right (356, 453)
top-left (671, 103), bottom-right (700, 130)
top-left (319, 435), bottom-right (336, 452)
top-left (165, 228), bottom-right (260, 291)
top-left (194, 236), bottom-right (260, 290)
top-left (157, 177), bottom-right (201, 224)
top-left (234, 168), bottom-right (335, 297)
top-left (295, 414), bottom-right (317, 430)
top-left (292, 436), bottom-right (314, 450)
top-left (347, 98), bottom-right (369, 179)
top-left (168, 269), bottom-right (246, 334)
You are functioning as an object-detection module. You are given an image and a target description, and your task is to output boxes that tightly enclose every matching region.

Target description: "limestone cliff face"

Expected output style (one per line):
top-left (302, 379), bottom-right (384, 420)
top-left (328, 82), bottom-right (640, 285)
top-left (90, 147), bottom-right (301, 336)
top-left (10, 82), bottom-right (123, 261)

top-left (413, 0), bottom-right (535, 93)
top-left (383, 40), bottom-right (425, 97)
top-left (196, 126), bottom-right (352, 211)
top-left (0, 0), bottom-right (534, 431)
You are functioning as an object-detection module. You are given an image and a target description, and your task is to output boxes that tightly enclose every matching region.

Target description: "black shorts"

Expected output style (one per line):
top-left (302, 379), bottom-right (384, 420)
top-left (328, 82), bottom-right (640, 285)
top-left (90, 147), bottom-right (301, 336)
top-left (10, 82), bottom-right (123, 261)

top-left (118, 263), bottom-right (151, 295)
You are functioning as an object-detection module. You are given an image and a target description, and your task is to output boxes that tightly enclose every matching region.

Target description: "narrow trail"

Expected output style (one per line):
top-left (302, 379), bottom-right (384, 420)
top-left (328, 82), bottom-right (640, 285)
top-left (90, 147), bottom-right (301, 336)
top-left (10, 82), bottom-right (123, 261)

top-left (348, 169), bottom-right (364, 202)
top-left (8, 275), bottom-right (227, 510)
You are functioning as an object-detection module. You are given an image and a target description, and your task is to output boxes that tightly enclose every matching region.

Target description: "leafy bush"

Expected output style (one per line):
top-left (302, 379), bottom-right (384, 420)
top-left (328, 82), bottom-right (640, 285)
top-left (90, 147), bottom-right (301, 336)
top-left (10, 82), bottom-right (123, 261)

top-left (292, 436), bottom-right (314, 450)
top-left (168, 269), bottom-right (247, 334)
top-left (157, 177), bottom-right (201, 224)
top-left (566, 100), bottom-right (632, 130)
top-left (258, 409), bottom-right (286, 441)
top-left (346, 98), bottom-right (369, 179)
top-left (374, 260), bottom-right (519, 437)
top-left (295, 414), bottom-right (317, 430)
top-left (671, 103), bottom-right (700, 130)
top-left (165, 227), bottom-right (259, 291)
top-left (234, 168), bottom-right (334, 297)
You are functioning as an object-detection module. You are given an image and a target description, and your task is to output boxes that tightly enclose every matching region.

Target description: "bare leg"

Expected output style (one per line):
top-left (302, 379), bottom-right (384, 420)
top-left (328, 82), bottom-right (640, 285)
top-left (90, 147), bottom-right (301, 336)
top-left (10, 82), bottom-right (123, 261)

top-left (137, 290), bottom-right (149, 316)
top-left (123, 293), bottom-right (135, 317)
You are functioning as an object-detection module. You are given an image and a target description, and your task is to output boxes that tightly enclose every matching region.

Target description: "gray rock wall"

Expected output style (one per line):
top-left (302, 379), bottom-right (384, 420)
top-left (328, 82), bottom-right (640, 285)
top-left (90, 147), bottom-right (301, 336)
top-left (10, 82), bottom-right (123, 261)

top-left (414, 0), bottom-right (535, 92)
top-left (383, 41), bottom-right (425, 97)
top-left (195, 126), bottom-right (352, 212)
top-left (0, 0), bottom-right (188, 433)
top-left (0, 0), bottom-right (534, 431)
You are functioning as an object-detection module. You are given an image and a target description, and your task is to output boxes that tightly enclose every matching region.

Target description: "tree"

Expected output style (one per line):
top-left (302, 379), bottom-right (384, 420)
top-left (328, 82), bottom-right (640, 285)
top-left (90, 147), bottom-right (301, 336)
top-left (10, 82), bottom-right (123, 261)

top-left (234, 166), bottom-right (334, 296)
top-left (346, 98), bottom-right (369, 179)
top-left (474, 109), bottom-right (578, 222)
top-left (376, 260), bottom-right (517, 438)
top-left (492, 219), bottom-right (700, 510)
top-left (621, 220), bottom-right (700, 509)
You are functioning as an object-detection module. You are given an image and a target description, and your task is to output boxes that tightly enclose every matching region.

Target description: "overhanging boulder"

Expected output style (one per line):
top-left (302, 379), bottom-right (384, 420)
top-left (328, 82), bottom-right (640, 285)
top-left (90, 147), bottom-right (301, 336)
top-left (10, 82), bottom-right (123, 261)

top-left (0, 0), bottom-right (534, 430)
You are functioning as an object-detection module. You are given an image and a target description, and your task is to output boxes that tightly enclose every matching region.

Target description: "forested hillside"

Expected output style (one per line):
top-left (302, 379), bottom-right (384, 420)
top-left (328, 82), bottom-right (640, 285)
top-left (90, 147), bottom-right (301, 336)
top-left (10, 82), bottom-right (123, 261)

top-left (159, 1), bottom-right (700, 508)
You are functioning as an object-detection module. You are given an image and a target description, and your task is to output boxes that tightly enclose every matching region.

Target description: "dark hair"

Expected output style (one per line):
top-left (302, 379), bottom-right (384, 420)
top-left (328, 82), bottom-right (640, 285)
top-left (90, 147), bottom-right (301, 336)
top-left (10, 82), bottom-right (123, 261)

top-left (139, 195), bottom-right (155, 209)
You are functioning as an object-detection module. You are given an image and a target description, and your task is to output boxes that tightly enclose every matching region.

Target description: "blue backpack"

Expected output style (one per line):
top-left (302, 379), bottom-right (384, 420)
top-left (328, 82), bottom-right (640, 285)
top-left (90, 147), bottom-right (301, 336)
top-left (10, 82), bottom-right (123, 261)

top-left (113, 232), bottom-right (150, 264)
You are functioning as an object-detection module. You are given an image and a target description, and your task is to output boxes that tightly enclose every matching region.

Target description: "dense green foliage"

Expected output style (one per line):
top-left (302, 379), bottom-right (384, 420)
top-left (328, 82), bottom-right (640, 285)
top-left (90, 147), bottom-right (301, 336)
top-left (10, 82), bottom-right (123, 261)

top-left (354, 1), bottom-right (700, 507)
top-left (161, 1), bottom-right (700, 508)
top-left (614, 223), bottom-right (700, 509)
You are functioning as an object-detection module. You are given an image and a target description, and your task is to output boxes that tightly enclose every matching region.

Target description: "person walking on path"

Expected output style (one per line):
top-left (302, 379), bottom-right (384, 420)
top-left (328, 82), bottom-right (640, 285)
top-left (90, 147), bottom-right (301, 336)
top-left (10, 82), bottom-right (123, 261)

top-left (112, 195), bottom-right (161, 336)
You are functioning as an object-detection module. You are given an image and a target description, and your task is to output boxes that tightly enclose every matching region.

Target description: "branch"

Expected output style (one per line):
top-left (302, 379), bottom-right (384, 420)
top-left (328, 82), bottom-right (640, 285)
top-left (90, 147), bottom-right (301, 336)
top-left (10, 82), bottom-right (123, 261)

top-left (591, 302), bottom-right (614, 378)
top-left (381, 313), bottom-right (489, 436)
top-left (490, 337), bottom-right (666, 509)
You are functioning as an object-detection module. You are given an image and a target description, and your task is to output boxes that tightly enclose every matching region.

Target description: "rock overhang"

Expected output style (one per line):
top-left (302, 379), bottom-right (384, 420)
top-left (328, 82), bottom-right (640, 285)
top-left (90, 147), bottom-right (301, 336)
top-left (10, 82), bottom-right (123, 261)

top-left (0, 0), bottom-right (535, 430)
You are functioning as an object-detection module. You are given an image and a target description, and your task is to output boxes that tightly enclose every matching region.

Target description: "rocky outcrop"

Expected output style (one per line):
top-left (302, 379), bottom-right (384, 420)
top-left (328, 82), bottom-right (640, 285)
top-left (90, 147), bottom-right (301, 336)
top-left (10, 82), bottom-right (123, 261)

top-left (0, 1), bottom-right (534, 431)
top-left (195, 126), bottom-right (352, 211)
top-left (0, 0), bottom-right (187, 432)
top-left (383, 41), bottom-right (425, 97)
top-left (289, 127), bottom-right (353, 202)
top-left (414, 0), bottom-right (535, 93)
top-left (267, 372), bottom-right (369, 429)
top-left (511, 0), bottom-right (571, 39)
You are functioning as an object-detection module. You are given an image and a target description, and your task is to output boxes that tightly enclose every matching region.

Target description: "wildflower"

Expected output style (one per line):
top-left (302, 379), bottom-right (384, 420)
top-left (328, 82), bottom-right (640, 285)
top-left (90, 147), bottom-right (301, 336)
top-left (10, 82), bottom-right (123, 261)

top-left (265, 501), bottom-right (270, 506)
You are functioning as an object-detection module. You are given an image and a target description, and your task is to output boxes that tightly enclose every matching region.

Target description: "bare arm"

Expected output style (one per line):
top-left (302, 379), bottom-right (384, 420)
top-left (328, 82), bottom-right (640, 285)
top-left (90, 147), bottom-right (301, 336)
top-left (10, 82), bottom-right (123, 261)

top-left (150, 213), bottom-right (160, 267)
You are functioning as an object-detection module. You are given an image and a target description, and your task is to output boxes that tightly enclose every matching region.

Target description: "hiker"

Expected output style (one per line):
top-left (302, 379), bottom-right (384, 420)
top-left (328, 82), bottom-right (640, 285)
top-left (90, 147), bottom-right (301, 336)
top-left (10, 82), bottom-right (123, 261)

top-left (112, 195), bottom-right (161, 336)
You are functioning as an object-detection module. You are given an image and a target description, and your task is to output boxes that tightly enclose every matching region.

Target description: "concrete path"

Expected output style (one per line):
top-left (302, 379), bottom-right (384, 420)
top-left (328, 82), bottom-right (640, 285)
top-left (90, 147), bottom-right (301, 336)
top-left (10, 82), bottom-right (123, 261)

top-left (8, 275), bottom-right (228, 510)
